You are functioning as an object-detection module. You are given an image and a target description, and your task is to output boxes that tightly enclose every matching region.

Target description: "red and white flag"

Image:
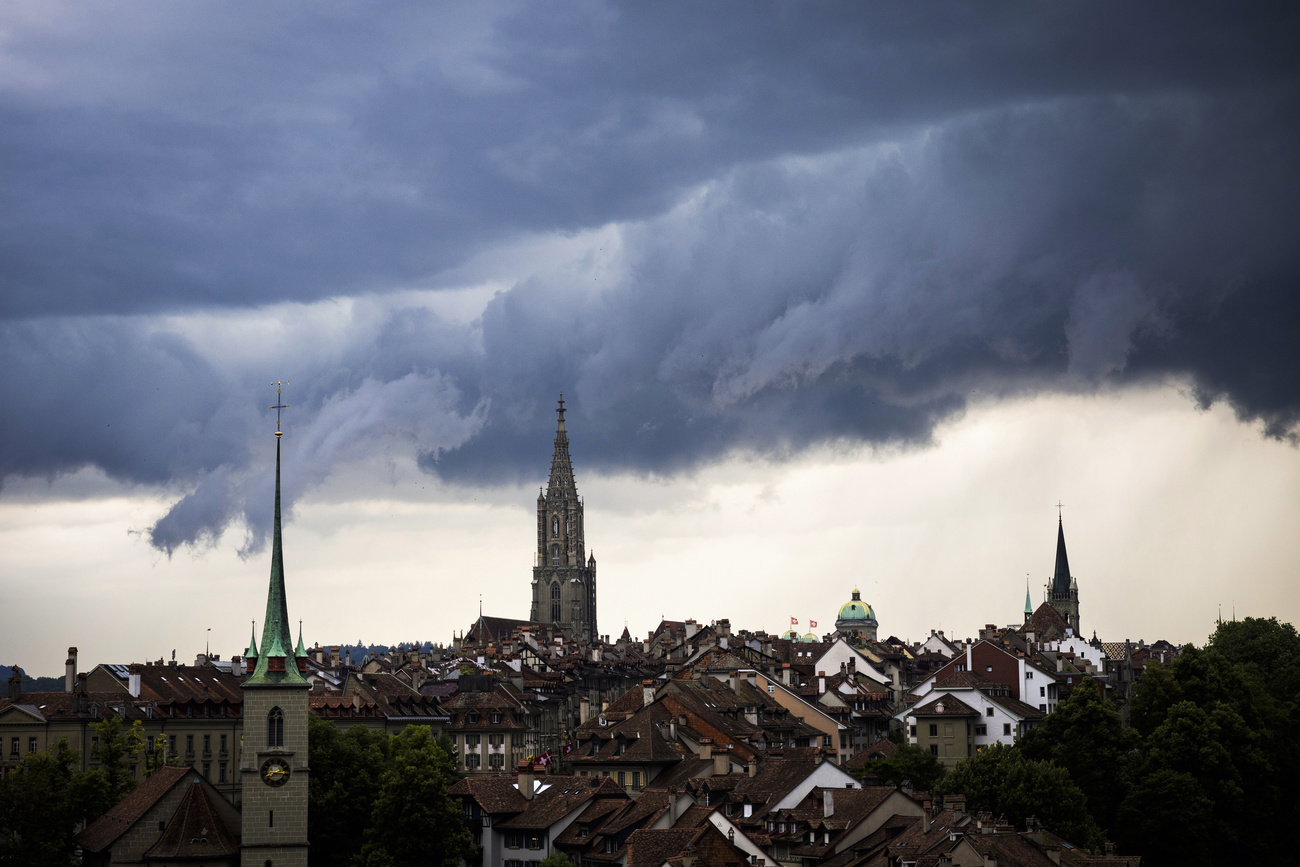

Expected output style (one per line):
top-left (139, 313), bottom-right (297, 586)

top-left (810, 620), bottom-right (818, 628)
top-left (790, 617), bottom-right (798, 625)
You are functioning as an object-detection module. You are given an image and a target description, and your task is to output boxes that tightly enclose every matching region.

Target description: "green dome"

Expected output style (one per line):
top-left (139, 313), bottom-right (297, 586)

top-left (801, 631), bottom-right (819, 643)
top-left (781, 629), bottom-right (800, 640)
top-left (837, 588), bottom-right (876, 622)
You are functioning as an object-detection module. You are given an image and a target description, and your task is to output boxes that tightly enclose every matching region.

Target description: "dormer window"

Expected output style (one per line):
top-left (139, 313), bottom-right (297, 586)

top-left (467, 712), bottom-right (479, 724)
top-left (491, 713), bottom-right (503, 725)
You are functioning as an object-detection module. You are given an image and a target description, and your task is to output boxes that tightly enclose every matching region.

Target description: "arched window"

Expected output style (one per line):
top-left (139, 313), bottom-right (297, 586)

top-left (550, 544), bottom-right (560, 566)
top-left (551, 584), bottom-right (561, 621)
top-left (268, 707), bottom-right (284, 748)
top-left (552, 516), bottom-right (559, 537)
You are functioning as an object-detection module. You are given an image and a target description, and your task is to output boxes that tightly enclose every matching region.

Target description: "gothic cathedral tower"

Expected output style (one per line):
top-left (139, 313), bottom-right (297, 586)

top-left (241, 394), bottom-right (310, 867)
top-left (530, 396), bottom-right (598, 642)
top-left (1046, 514), bottom-right (1081, 636)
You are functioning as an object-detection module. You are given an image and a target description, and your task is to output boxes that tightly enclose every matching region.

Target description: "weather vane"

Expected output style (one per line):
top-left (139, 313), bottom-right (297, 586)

top-left (270, 381), bottom-right (290, 438)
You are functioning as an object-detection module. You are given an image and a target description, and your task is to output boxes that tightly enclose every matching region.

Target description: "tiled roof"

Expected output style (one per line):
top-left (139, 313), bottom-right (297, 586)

top-left (845, 737), bottom-right (897, 770)
top-left (498, 776), bottom-right (627, 830)
top-left (964, 833), bottom-right (1060, 867)
top-left (448, 775), bottom-right (530, 814)
top-left (135, 665), bottom-right (244, 706)
top-left (76, 765), bottom-right (193, 852)
top-left (911, 694), bottom-right (978, 717)
top-left (142, 780), bottom-right (239, 859)
top-left (625, 828), bottom-right (702, 867)
top-left (1, 692), bottom-right (149, 722)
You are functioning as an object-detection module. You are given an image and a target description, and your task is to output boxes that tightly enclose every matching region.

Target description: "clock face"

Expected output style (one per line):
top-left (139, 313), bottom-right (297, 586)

top-left (261, 758), bottom-right (291, 787)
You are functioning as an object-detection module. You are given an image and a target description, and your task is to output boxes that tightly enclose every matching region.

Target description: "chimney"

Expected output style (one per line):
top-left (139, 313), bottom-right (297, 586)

top-left (669, 719), bottom-right (678, 742)
top-left (823, 790), bottom-right (834, 818)
top-left (747, 758), bottom-right (758, 778)
top-left (728, 670), bottom-right (739, 693)
top-left (781, 664), bottom-right (792, 686)
top-left (7, 665), bottom-right (20, 701)
top-left (642, 679), bottom-right (656, 707)
top-left (128, 672), bottom-right (141, 698)
top-left (518, 761), bottom-right (535, 800)
top-left (65, 647), bottom-right (78, 693)
top-left (1104, 842), bottom-right (1116, 857)
top-left (669, 787), bottom-right (680, 824)
top-left (685, 620), bottom-right (698, 640)
top-left (580, 696), bottom-right (591, 725)
top-left (713, 749), bottom-right (729, 776)
top-left (948, 794), bottom-right (965, 819)
top-left (697, 737), bottom-right (713, 760)
top-left (922, 811), bottom-right (930, 833)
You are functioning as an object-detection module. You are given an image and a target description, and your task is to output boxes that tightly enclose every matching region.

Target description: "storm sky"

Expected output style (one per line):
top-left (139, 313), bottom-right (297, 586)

top-left (2, 2), bottom-right (1298, 671)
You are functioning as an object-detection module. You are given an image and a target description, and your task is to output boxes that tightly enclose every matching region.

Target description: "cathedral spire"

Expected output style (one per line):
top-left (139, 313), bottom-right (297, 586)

top-left (1024, 577), bottom-right (1033, 620)
top-left (547, 393), bottom-right (577, 499)
top-left (246, 385), bottom-right (307, 687)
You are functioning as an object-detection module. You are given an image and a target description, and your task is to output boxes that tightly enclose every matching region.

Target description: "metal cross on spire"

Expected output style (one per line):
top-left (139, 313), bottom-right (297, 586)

top-left (557, 392), bottom-right (565, 421)
top-left (1056, 500), bottom-right (1064, 520)
top-left (270, 381), bottom-right (290, 438)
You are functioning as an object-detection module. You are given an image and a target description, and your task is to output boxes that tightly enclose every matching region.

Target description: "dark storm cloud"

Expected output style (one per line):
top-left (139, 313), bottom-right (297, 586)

top-left (1, 2), bottom-right (1297, 552)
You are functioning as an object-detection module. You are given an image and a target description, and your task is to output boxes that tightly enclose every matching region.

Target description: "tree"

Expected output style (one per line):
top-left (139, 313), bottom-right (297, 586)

top-left (937, 743), bottom-right (1104, 852)
top-left (87, 716), bottom-right (146, 807)
top-left (357, 726), bottom-right (472, 867)
top-left (861, 743), bottom-right (946, 792)
top-left (307, 716), bottom-right (390, 867)
top-left (540, 854), bottom-right (574, 867)
top-left (1017, 678), bottom-right (1135, 833)
top-left (0, 738), bottom-right (107, 867)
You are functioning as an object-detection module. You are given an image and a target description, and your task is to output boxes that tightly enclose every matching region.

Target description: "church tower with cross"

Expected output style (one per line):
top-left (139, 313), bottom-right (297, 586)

top-left (529, 395), bottom-right (598, 643)
top-left (1046, 506), bottom-right (1081, 636)
top-left (241, 384), bottom-right (310, 867)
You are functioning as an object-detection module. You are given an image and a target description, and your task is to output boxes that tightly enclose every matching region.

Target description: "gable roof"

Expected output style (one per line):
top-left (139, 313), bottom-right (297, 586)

top-left (142, 779), bottom-right (240, 859)
top-left (76, 765), bottom-right (193, 853)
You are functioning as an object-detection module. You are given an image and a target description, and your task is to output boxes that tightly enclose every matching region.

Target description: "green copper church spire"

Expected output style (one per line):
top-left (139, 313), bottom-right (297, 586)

top-left (246, 383), bottom-right (308, 687)
top-left (1025, 577), bottom-right (1033, 620)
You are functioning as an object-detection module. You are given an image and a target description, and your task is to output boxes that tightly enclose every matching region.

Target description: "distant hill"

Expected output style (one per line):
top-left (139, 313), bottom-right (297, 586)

top-left (1, 666), bottom-right (64, 694)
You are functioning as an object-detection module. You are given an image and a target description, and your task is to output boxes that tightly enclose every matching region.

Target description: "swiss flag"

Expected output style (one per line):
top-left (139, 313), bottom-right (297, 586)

top-left (810, 620), bottom-right (818, 628)
top-left (790, 617), bottom-right (798, 625)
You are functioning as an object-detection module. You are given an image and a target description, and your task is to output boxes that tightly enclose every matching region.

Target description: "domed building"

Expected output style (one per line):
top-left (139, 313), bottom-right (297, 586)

top-left (801, 630), bottom-right (819, 643)
top-left (835, 588), bottom-right (878, 641)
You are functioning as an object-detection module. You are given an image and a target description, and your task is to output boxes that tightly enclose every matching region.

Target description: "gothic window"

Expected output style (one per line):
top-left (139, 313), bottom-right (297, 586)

top-left (550, 545), bottom-right (560, 566)
top-left (552, 516), bottom-right (559, 537)
top-left (268, 707), bottom-right (284, 748)
top-left (551, 583), bottom-right (561, 621)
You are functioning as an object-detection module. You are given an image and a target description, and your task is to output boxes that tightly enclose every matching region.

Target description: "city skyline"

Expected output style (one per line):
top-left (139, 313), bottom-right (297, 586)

top-left (2, 4), bottom-right (1298, 670)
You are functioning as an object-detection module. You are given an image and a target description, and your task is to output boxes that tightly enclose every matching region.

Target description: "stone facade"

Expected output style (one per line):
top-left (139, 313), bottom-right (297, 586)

top-left (530, 396), bottom-right (598, 643)
top-left (240, 686), bottom-right (309, 867)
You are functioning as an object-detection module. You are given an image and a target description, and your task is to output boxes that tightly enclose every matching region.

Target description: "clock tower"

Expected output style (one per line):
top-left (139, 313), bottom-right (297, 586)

top-left (241, 386), bottom-right (310, 867)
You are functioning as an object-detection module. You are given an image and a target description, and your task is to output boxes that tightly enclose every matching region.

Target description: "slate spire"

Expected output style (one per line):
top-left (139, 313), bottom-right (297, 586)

top-left (1051, 515), bottom-right (1072, 597)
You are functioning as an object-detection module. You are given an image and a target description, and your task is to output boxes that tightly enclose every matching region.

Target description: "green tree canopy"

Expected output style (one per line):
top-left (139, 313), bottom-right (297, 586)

top-left (859, 743), bottom-right (947, 793)
top-left (357, 726), bottom-right (472, 867)
top-left (937, 743), bottom-right (1104, 852)
top-left (309, 719), bottom-right (470, 867)
top-left (1017, 678), bottom-right (1135, 832)
top-left (0, 738), bottom-right (108, 867)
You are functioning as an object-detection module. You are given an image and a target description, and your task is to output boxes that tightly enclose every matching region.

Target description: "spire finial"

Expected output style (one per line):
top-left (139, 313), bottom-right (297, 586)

top-left (270, 381), bottom-right (290, 438)
top-left (1056, 500), bottom-right (1064, 521)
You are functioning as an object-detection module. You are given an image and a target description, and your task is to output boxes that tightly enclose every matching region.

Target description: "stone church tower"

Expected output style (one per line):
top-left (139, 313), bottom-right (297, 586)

top-left (1046, 514), bottom-right (1081, 636)
top-left (241, 403), bottom-right (310, 866)
top-left (530, 396), bottom-right (598, 643)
